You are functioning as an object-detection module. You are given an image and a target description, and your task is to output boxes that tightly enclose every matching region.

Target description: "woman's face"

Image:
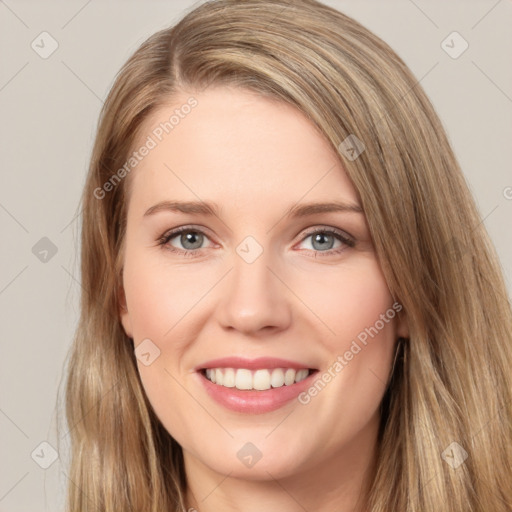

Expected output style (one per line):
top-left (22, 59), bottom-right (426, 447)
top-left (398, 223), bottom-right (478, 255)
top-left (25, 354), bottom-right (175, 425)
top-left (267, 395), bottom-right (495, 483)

top-left (120, 86), bottom-right (408, 482)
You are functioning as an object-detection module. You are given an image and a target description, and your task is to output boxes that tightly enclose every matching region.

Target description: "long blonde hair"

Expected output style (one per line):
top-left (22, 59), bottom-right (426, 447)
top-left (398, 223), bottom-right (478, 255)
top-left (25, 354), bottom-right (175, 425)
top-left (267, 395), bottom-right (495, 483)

top-left (63, 0), bottom-right (512, 510)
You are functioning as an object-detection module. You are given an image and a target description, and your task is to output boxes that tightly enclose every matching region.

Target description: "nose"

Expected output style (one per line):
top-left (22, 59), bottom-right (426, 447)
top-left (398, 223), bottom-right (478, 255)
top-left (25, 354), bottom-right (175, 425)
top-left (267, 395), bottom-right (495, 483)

top-left (215, 248), bottom-right (293, 336)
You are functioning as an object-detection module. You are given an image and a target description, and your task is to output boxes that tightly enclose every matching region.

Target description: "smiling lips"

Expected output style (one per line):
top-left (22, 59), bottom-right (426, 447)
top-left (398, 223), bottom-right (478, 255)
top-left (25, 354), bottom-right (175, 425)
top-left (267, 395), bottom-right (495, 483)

top-left (196, 357), bottom-right (318, 413)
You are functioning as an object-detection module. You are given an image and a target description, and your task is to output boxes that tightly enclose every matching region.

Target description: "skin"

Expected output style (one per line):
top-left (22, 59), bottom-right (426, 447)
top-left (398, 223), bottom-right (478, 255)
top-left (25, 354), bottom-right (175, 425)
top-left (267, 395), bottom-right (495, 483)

top-left (119, 85), bottom-right (409, 512)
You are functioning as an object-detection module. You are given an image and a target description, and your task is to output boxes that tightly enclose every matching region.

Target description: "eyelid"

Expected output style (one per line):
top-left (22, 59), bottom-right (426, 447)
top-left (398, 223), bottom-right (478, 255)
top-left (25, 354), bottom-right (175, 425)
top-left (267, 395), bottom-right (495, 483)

top-left (158, 224), bottom-right (355, 256)
top-left (297, 226), bottom-right (354, 244)
top-left (158, 224), bottom-right (217, 248)
top-left (293, 227), bottom-right (355, 255)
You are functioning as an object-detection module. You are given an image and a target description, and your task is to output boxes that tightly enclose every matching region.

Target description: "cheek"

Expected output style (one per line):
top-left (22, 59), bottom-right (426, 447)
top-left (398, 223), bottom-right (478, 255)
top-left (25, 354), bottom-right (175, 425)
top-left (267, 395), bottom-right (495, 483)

top-left (297, 255), bottom-right (397, 351)
top-left (295, 257), bottom-right (398, 421)
top-left (122, 250), bottom-right (202, 436)
top-left (123, 248), bottom-right (203, 344)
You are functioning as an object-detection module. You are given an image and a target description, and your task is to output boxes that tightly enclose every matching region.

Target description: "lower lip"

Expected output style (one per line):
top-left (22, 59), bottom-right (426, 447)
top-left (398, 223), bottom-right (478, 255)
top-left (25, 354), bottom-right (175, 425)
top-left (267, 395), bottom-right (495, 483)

top-left (197, 370), bottom-right (318, 414)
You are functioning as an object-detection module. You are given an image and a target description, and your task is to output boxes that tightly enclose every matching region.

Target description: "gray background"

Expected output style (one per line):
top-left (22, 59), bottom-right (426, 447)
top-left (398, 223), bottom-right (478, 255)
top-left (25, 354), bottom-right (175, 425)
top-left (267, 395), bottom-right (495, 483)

top-left (1, 1), bottom-right (511, 510)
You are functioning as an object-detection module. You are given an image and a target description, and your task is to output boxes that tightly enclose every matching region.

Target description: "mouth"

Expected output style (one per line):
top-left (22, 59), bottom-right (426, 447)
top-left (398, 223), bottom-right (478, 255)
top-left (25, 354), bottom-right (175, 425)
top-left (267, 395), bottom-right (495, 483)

top-left (195, 357), bottom-right (319, 414)
top-left (200, 367), bottom-right (316, 391)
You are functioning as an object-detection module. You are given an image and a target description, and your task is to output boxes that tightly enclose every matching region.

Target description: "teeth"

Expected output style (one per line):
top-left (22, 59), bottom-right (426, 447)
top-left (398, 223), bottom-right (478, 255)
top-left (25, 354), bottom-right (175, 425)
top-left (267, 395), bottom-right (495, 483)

top-left (284, 368), bottom-right (295, 385)
top-left (235, 369), bottom-right (253, 390)
top-left (253, 369), bottom-right (271, 390)
top-left (270, 368), bottom-right (285, 388)
top-left (204, 367), bottom-right (311, 390)
top-left (223, 368), bottom-right (235, 387)
top-left (295, 368), bottom-right (309, 382)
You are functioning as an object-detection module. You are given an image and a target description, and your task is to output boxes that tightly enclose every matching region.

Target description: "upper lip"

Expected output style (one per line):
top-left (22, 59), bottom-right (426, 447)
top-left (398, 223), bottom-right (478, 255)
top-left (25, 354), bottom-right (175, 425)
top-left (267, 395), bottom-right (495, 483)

top-left (195, 357), bottom-right (316, 371)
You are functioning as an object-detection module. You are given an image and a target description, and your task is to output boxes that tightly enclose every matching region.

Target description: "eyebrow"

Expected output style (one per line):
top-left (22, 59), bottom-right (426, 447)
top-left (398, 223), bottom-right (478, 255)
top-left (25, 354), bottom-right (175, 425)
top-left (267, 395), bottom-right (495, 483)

top-left (143, 199), bottom-right (363, 218)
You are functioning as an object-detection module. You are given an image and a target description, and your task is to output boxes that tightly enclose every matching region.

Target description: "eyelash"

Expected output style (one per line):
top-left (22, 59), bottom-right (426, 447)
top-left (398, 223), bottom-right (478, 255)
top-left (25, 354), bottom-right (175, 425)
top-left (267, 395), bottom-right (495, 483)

top-left (157, 225), bottom-right (355, 258)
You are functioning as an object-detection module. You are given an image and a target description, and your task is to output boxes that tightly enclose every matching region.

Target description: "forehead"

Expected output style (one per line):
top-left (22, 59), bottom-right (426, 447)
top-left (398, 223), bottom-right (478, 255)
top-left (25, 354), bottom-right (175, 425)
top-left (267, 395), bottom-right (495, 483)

top-left (127, 86), bottom-right (359, 213)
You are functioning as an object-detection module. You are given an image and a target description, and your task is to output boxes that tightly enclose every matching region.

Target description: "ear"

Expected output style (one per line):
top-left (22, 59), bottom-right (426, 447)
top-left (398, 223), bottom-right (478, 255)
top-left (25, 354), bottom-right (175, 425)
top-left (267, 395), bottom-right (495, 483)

top-left (118, 283), bottom-right (133, 338)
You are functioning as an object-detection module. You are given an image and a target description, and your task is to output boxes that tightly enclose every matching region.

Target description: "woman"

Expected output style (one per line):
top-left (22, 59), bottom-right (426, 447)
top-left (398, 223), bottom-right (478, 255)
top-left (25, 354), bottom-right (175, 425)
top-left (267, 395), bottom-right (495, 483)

top-left (63, 0), bottom-right (512, 510)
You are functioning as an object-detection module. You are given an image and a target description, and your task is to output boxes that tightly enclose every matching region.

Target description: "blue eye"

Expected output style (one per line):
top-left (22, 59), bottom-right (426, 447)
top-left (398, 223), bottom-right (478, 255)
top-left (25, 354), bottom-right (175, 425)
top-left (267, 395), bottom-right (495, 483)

top-left (158, 227), bottom-right (212, 257)
top-left (298, 228), bottom-right (355, 255)
top-left (157, 226), bottom-right (355, 258)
